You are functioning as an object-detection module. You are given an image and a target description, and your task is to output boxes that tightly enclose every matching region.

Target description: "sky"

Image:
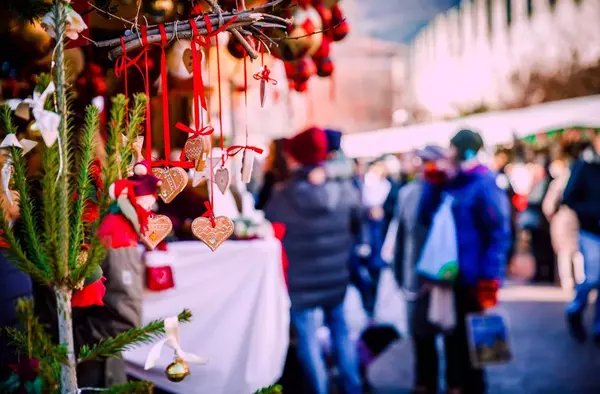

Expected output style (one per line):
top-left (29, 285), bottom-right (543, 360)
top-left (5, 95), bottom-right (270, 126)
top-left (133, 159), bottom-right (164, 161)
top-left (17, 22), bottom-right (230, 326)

top-left (343, 0), bottom-right (461, 44)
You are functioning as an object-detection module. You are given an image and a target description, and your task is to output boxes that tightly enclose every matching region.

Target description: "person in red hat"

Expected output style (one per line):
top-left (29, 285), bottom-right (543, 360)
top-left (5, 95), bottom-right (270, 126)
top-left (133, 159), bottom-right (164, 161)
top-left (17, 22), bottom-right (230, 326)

top-left (265, 127), bottom-right (362, 394)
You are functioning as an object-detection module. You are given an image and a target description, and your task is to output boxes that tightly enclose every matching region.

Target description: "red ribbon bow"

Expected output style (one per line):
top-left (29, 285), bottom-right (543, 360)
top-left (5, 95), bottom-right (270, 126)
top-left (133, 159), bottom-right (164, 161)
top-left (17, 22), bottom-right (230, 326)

top-left (202, 200), bottom-right (216, 228)
top-left (253, 65), bottom-right (278, 85)
top-left (226, 145), bottom-right (264, 158)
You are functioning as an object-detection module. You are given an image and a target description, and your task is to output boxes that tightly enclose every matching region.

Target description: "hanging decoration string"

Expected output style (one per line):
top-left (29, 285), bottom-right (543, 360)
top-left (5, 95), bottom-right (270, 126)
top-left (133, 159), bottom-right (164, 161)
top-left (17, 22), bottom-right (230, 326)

top-left (225, 51), bottom-right (263, 160)
top-left (214, 24), bottom-right (226, 167)
top-left (202, 200), bottom-right (216, 227)
top-left (253, 42), bottom-right (277, 108)
top-left (141, 25), bottom-right (152, 163)
top-left (158, 25), bottom-right (171, 166)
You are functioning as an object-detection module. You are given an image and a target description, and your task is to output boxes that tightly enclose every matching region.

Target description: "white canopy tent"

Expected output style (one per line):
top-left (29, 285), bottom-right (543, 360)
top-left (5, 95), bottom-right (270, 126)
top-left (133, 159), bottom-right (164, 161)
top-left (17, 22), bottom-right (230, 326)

top-left (342, 95), bottom-right (600, 158)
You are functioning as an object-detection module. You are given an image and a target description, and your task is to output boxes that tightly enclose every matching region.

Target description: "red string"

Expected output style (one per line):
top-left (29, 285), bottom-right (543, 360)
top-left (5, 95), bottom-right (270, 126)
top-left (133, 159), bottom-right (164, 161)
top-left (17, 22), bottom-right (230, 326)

top-left (215, 25), bottom-right (225, 167)
top-left (226, 145), bottom-right (264, 157)
top-left (141, 25), bottom-right (152, 164)
top-left (253, 66), bottom-right (278, 85)
top-left (158, 25), bottom-right (171, 166)
top-left (202, 201), bottom-right (216, 227)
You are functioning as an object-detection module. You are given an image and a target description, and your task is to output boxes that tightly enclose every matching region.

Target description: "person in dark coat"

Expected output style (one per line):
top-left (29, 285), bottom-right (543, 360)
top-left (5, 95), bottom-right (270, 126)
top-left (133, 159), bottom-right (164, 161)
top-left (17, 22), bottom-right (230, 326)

top-left (265, 127), bottom-right (362, 394)
top-left (389, 145), bottom-right (448, 394)
top-left (417, 130), bottom-right (511, 394)
top-left (563, 140), bottom-right (600, 343)
top-left (0, 253), bottom-right (32, 382)
top-left (256, 139), bottom-right (290, 211)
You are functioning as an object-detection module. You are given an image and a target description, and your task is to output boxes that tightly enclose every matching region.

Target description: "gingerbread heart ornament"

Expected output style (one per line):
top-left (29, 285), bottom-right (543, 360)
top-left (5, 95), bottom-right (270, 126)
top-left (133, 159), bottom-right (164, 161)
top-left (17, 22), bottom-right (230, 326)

top-left (141, 215), bottom-right (173, 250)
top-left (184, 137), bottom-right (204, 161)
top-left (192, 216), bottom-right (234, 252)
top-left (183, 48), bottom-right (193, 74)
top-left (215, 168), bottom-right (229, 194)
top-left (153, 167), bottom-right (188, 203)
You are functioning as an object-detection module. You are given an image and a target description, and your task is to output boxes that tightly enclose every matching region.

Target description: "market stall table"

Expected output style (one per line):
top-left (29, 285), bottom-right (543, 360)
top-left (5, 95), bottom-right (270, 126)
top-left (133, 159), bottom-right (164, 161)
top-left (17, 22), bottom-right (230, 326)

top-left (124, 238), bottom-right (290, 394)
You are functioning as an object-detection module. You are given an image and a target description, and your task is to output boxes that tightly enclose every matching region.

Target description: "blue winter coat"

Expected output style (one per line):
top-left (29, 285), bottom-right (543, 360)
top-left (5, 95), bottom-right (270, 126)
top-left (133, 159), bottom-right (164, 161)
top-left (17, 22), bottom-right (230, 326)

top-left (0, 253), bottom-right (32, 327)
top-left (265, 168), bottom-right (360, 309)
top-left (418, 166), bottom-right (511, 285)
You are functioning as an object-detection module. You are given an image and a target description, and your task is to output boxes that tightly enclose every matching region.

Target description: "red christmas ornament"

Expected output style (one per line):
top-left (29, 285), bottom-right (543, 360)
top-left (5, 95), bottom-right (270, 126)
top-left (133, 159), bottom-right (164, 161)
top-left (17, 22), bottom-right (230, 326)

top-left (331, 4), bottom-right (343, 20)
top-left (284, 61), bottom-right (297, 79)
top-left (332, 19), bottom-right (350, 42)
top-left (295, 80), bottom-right (309, 92)
top-left (287, 79), bottom-right (296, 91)
top-left (227, 37), bottom-right (247, 59)
top-left (314, 4), bottom-right (333, 28)
top-left (72, 276), bottom-right (107, 308)
top-left (316, 56), bottom-right (334, 77)
top-left (296, 58), bottom-right (317, 82)
top-left (311, 38), bottom-right (331, 60)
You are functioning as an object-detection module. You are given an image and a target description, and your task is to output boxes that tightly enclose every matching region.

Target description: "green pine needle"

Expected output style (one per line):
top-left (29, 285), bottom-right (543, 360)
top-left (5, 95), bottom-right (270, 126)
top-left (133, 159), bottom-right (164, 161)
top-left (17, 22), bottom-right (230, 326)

top-left (103, 380), bottom-right (154, 394)
top-left (0, 216), bottom-right (48, 285)
top-left (254, 384), bottom-right (283, 394)
top-left (0, 106), bottom-right (48, 276)
top-left (77, 309), bottom-right (193, 363)
top-left (68, 104), bottom-right (99, 274)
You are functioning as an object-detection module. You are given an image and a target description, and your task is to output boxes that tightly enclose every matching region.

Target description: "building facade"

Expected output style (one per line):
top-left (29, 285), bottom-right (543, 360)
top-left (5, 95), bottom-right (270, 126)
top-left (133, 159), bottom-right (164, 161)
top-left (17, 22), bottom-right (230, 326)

top-left (407, 0), bottom-right (600, 120)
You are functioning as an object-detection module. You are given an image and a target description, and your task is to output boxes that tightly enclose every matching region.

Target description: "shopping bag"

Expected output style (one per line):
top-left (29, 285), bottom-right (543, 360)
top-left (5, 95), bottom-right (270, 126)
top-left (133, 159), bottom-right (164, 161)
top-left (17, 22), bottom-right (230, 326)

top-left (466, 311), bottom-right (512, 368)
top-left (416, 194), bottom-right (459, 283)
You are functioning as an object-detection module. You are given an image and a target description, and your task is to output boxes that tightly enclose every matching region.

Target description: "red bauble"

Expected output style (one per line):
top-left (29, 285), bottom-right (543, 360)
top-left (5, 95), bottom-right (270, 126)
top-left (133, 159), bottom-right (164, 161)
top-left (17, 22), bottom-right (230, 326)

top-left (295, 58), bottom-right (317, 82)
top-left (72, 277), bottom-right (107, 308)
top-left (88, 63), bottom-right (103, 76)
top-left (314, 4), bottom-right (333, 28)
top-left (227, 37), bottom-right (247, 59)
top-left (287, 79), bottom-right (296, 91)
top-left (332, 20), bottom-right (349, 42)
top-left (311, 38), bottom-right (331, 61)
top-left (316, 57), bottom-right (335, 77)
top-left (331, 4), bottom-right (343, 20)
top-left (295, 80), bottom-right (309, 92)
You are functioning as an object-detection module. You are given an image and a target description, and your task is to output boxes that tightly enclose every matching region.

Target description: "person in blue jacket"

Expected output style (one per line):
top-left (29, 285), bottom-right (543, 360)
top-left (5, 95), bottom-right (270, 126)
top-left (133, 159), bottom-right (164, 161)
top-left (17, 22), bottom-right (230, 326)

top-left (417, 129), bottom-right (511, 394)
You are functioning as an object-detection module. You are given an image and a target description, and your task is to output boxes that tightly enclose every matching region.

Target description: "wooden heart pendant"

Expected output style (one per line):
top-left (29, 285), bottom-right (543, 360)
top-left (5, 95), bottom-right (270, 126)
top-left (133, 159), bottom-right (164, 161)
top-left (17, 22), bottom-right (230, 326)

top-left (215, 168), bottom-right (229, 194)
top-left (184, 136), bottom-right (204, 161)
top-left (183, 48), bottom-right (193, 74)
top-left (153, 167), bottom-right (188, 204)
top-left (191, 216), bottom-right (234, 252)
top-left (141, 215), bottom-right (173, 250)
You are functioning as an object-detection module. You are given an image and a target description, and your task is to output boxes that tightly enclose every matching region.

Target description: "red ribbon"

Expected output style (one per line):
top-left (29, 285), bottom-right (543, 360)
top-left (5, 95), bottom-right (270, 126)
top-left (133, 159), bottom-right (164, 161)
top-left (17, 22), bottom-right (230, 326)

top-left (253, 65), bottom-right (278, 85)
top-left (202, 201), bottom-right (216, 228)
top-left (158, 25), bottom-right (171, 167)
top-left (226, 145), bottom-right (264, 158)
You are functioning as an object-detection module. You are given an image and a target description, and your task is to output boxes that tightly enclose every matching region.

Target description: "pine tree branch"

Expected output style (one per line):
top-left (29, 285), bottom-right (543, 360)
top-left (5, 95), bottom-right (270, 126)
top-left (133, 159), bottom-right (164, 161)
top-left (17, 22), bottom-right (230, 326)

top-left (102, 380), bottom-right (154, 394)
top-left (120, 93), bottom-right (147, 172)
top-left (0, 106), bottom-right (49, 274)
top-left (0, 217), bottom-right (49, 285)
top-left (68, 105), bottom-right (99, 275)
top-left (104, 95), bottom-right (127, 187)
top-left (77, 309), bottom-right (193, 363)
top-left (253, 385), bottom-right (283, 394)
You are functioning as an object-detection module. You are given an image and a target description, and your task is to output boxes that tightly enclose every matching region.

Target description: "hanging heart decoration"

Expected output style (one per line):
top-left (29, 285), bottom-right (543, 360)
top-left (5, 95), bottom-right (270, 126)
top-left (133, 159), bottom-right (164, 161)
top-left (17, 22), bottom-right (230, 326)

top-left (182, 48), bottom-right (194, 74)
top-left (152, 167), bottom-right (189, 203)
top-left (214, 168), bottom-right (229, 194)
top-left (141, 215), bottom-right (173, 250)
top-left (191, 216), bottom-right (234, 252)
top-left (184, 136), bottom-right (204, 161)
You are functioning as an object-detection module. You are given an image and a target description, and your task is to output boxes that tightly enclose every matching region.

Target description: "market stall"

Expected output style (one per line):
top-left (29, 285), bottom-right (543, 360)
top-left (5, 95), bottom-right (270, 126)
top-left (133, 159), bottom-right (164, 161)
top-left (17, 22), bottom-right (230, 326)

top-left (124, 239), bottom-right (290, 394)
top-left (342, 95), bottom-right (600, 157)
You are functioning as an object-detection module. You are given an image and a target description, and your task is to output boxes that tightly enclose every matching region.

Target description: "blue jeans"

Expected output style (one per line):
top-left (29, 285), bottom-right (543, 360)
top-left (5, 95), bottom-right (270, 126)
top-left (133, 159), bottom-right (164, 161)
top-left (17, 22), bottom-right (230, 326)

top-left (291, 303), bottom-right (362, 394)
top-left (566, 231), bottom-right (600, 334)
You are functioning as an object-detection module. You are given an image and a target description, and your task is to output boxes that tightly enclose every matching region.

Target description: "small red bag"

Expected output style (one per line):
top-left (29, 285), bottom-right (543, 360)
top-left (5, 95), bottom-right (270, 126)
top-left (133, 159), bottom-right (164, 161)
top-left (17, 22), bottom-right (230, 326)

top-left (272, 222), bottom-right (288, 289)
top-left (144, 243), bottom-right (175, 291)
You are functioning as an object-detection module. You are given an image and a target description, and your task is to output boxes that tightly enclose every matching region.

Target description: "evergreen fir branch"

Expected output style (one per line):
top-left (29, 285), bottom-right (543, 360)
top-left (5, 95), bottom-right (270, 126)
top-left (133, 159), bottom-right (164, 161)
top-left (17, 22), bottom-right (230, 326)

top-left (103, 95), bottom-right (128, 189)
top-left (253, 385), bottom-right (283, 394)
top-left (0, 106), bottom-right (48, 273)
top-left (68, 105), bottom-right (99, 274)
top-left (53, 9), bottom-right (73, 281)
top-left (40, 137), bottom-right (61, 273)
top-left (121, 93), bottom-right (148, 167)
top-left (13, 299), bottom-right (68, 364)
top-left (102, 380), bottom-right (154, 394)
top-left (0, 216), bottom-right (49, 285)
top-left (78, 309), bottom-right (193, 363)
top-left (6, 0), bottom-right (50, 22)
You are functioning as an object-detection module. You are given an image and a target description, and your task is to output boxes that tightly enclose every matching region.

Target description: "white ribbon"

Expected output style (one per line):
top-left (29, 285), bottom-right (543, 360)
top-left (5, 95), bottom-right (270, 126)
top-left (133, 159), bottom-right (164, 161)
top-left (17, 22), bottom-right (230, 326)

top-left (1, 158), bottom-right (13, 206)
top-left (144, 316), bottom-right (208, 371)
top-left (189, 155), bottom-right (221, 187)
top-left (24, 82), bottom-right (60, 148)
top-left (0, 134), bottom-right (38, 156)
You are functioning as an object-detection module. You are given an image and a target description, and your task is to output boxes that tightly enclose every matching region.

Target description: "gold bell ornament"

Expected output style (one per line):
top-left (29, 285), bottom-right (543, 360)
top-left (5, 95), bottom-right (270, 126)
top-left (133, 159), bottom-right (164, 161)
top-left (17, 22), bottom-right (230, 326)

top-left (144, 316), bottom-right (208, 383)
top-left (165, 357), bottom-right (190, 382)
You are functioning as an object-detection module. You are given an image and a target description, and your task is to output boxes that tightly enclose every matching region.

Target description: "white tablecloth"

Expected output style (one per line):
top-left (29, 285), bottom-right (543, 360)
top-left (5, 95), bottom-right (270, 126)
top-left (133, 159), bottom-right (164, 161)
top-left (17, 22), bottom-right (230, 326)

top-left (124, 239), bottom-right (290, 394)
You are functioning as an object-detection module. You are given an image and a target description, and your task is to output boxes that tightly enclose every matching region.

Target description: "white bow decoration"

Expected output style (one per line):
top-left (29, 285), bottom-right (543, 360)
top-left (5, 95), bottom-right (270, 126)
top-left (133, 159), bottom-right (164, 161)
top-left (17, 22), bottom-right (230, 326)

top-left (1, 134), bottom-right (38, 207)
top-left (41, 4), bottom-right (88, 41)
top-left (144, 316), bottom-right (208, 371)
top-left (22, 82), bottom-right (60, 148)
top-left (189, 155), bottom-right (222, 187)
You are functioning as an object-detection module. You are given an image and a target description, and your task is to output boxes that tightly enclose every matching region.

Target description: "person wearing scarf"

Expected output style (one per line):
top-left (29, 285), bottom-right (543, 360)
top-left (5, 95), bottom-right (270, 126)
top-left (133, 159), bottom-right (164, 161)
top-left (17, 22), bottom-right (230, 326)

top-left (415, 130), bottom-right (511, 394)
